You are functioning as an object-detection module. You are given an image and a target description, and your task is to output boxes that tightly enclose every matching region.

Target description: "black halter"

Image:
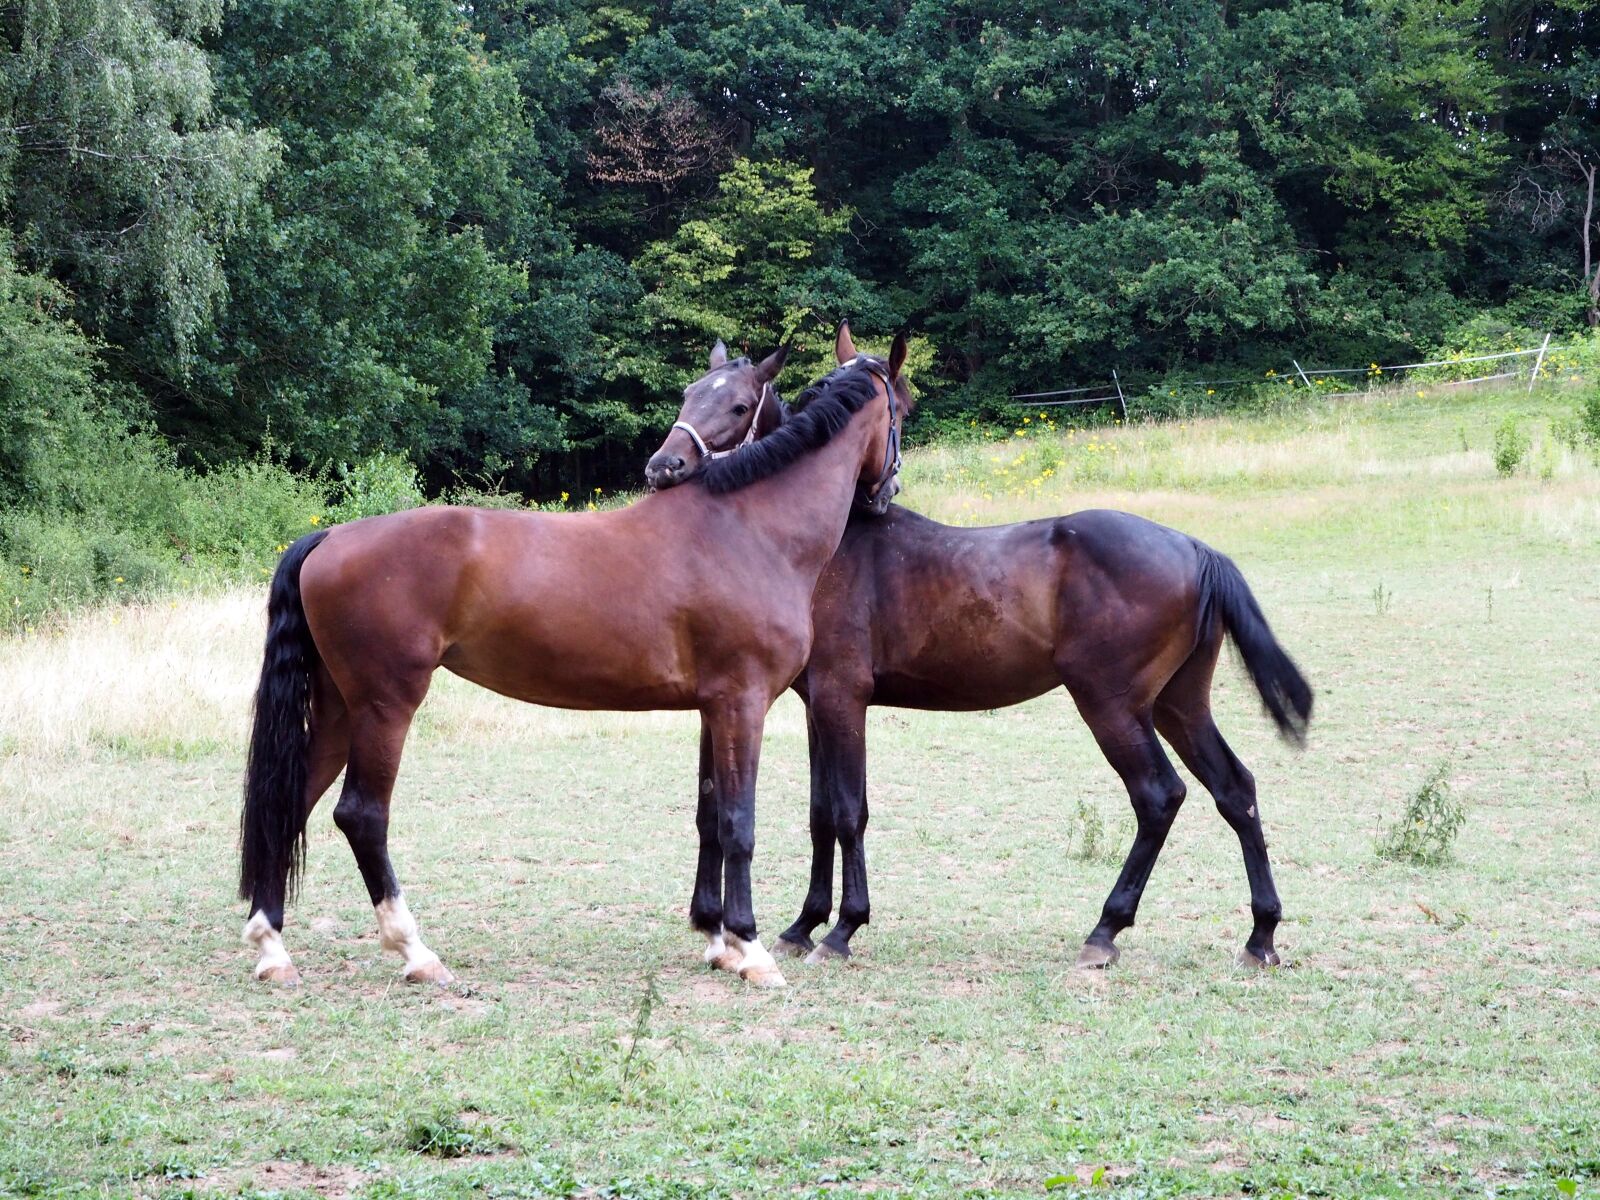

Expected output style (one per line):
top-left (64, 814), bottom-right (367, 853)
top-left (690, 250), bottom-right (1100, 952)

top-left (846, 356), bottom-right (902, 508)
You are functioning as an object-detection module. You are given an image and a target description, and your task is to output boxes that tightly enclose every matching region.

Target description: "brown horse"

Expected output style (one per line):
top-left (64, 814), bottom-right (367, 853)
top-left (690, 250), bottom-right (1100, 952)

top-left (654, 370), bottom-right (1313, 972)
top-left (238, 329), bottom-right (906, 989)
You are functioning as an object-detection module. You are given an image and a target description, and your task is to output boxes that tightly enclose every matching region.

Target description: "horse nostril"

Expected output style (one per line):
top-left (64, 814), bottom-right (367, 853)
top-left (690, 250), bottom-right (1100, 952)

top-left (669, 456), bottom-right (685, 474)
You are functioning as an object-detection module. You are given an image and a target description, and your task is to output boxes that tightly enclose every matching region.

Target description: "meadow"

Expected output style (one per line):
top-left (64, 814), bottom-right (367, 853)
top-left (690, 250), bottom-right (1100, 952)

top-left (2, 381), bottom-right (1598, 1199)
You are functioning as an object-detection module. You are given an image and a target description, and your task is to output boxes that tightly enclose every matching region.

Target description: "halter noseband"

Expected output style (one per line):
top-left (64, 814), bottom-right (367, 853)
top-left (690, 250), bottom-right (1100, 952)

top-left (670, 381), bottom-right (775, 462)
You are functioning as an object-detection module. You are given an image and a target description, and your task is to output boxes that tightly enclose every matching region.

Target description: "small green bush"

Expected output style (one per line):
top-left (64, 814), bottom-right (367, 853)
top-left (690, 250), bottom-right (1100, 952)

top-left (1577, 386), bottom-right (1600, 447)
top-left (403, 1110), bottom-right (501, 1158)
top-left (1068, 799), bottom-right (1123, 866)
top-left (1377, 762), bottom-right (1465, 866)
top-left (329, 453), bottom-right (425, 524)
top-left (1492, 415), bottom-right (1529, 477)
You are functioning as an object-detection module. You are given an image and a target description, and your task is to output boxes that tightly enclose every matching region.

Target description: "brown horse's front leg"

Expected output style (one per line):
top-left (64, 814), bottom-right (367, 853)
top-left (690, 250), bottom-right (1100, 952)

top-left (703, 692), bottom-right (785, 988)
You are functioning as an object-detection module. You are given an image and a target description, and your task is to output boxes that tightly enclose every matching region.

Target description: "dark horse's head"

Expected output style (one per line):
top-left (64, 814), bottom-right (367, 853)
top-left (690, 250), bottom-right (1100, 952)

top-left (644, 341), bottom-right (789, 491)
top-left (645, 323), bottom-right (912, 515)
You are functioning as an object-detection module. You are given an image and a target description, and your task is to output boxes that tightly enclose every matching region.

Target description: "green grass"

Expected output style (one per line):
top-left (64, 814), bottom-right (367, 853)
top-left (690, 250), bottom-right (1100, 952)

top-left (2, 382), bottom-right (1599, 1199)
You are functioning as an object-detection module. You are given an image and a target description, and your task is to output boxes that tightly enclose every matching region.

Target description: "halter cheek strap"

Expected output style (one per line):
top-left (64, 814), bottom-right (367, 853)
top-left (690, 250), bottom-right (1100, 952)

top-left (672, 383), bottom-right (774, 462)
top-left (840, 357), bottom-right (902, 503)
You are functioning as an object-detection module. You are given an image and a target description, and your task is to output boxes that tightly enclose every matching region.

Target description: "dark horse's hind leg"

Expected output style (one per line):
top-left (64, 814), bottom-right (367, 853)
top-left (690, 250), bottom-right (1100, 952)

top-left (1155, 652), bottom-right (1283, 967)
top-left (331, 673), bottom-right (452, 984)
top-left (1070, 703), bottom-right (1188, 969)
top-left (775, 708), bottom-right (840, 958)
top-left (243, 664), bottom-right (350, 984)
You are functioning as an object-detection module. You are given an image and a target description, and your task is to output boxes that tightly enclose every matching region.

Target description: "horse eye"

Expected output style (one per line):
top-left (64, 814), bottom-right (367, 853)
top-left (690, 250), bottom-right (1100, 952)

top-left (732, 404), bottom-right (749, 416)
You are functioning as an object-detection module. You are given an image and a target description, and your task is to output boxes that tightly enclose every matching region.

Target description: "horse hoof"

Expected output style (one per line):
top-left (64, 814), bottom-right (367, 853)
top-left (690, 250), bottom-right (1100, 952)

top-left (774, 936), bottom-right (813, 959)
top-left (711, 949), bottom-right (745, 973)
top-left (404, 959), bottom-right (455, 985)
top-left (740, 964), bottom-right (788, 988)
top-left (255, 963), bottom-right (301, 987)
top-left (804, 942), bottom-right (849, 966)
top-left (1237, 948), bottom-right (1281, 970)
top-left (1075, 942), bottom-right (1120, 970)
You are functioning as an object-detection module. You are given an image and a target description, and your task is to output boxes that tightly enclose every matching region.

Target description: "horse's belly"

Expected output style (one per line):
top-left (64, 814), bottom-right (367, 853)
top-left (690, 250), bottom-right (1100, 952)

top-left (442, 628), bottom-right (697, 712)
top-left (871, 647), bottom-right (1059, 711)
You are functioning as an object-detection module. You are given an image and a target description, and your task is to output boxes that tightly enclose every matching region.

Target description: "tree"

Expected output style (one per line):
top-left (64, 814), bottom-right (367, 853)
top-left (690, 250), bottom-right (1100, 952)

top-left (0, 0), bottom-right (274, 359)
top-left (174, 0), bottom-right (529, 466)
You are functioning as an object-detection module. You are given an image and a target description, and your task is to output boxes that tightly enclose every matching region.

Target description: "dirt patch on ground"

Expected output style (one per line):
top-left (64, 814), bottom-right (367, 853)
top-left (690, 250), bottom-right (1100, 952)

top-left (199, 1160), bottom-right (375, 1198)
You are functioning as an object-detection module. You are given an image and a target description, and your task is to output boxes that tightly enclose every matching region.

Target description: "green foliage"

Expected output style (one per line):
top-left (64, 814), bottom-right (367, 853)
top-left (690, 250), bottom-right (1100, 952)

top-left (1377, 762), bottom-right (1466, 866)
top-left (328, 454), bottom-right (426, 524)
top-left (1579, 388), bottom-right (1600, 448)
top-left (1493, 415), bottom-right (1531, 477)
top-left (0, 0), bottom-right (274, 358)
top-left (5, 0), bottom-right (1600, 559)
top-left (402, 1110), bottom-right (503, 1158)
top-left (1068, 799), bottom-right (1122, 867)
top-left (0, 247), bottom-right (107, 512)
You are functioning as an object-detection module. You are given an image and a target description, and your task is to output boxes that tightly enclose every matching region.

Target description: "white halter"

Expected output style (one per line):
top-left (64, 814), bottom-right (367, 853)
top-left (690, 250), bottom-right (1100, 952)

top-left (672, 382), bottom-right (775, 461)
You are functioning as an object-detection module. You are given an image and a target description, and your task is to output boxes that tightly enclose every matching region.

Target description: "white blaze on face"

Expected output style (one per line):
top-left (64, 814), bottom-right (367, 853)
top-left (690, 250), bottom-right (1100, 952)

top-left (242, 910), bottom-right (292, 979)
top-left (375, 893), bottom-right (444, 976)
top-left (711, 376), bottom-right (728, 390)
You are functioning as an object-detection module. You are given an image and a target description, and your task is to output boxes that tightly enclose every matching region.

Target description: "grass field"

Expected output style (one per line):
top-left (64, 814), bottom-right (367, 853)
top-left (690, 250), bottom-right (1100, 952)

top-left (3, 382), bottom-right (1598, 1199)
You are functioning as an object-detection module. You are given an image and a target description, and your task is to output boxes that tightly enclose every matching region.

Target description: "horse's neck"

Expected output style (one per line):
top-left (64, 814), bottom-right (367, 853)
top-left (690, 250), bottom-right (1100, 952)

top-left (731, 406), bottom-right (876, 580)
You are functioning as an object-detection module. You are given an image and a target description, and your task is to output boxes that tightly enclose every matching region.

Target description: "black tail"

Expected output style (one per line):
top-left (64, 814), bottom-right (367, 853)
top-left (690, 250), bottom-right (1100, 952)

top-left (1195, 542), bottom-right (1314, 747)
top-left (239, 529), bottom-right (330, 905)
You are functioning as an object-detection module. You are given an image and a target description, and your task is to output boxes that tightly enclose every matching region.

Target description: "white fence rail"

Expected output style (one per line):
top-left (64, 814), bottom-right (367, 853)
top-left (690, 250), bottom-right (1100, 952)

top-left (1011, 335), bottom-right (1577, 415)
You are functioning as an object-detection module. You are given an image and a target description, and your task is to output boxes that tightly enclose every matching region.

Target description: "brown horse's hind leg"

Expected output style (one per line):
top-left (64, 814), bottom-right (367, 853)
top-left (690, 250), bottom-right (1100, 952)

top-left (243, 665), bottom-right (350, 985)
top-left (333, 688), bottom-right (452, 984)
top-left (703, 691), bottom-right (786, 987)
top-left (1155, 649), bottom-right (1283, 968)
top-left (1068, 701), bottom-right (1187, 969)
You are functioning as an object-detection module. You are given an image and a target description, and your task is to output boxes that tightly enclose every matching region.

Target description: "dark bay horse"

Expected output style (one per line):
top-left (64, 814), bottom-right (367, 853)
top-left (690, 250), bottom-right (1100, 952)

top-left (238, 334), bottom-right (906, 989)
top-left (653, 359), bottom-right (1313, 972)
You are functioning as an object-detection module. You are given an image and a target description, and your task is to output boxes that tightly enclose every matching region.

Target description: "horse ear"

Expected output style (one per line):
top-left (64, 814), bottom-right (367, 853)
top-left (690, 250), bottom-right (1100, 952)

top-left (888, 332), bottom-right (909, 380)
top-left (835, 320), bottom-right (857, 364)
top-left (709, 339), bottom-right (728, 369)
top-left (755, 344), bottom-right (789, 382)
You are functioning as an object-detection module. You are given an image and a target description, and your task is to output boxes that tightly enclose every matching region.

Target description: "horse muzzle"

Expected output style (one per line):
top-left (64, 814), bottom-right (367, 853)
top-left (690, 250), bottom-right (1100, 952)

top-left (645, 452), bottom-right (690, 492)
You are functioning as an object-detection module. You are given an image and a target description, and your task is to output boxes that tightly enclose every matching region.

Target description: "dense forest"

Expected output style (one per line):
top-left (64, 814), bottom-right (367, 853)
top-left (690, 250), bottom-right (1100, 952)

top-left (2, 0), bottom-right (1598, 609)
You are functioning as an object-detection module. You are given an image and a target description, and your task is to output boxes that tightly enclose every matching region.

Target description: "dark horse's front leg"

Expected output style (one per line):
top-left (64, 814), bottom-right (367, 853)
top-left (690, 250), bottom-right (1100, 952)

top-left (775, 707), bottom-right (837, 958)
top-left (702, 692), bottom-right (786, 987)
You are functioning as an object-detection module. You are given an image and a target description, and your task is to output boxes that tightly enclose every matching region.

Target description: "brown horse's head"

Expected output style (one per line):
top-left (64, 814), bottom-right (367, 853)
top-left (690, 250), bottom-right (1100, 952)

top-left (644, 341), bottom-right (789, 490)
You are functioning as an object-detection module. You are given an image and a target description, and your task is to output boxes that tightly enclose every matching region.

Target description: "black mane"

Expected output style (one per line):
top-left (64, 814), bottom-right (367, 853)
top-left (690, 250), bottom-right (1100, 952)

top-left (699, 360), bottom-right (882, 495)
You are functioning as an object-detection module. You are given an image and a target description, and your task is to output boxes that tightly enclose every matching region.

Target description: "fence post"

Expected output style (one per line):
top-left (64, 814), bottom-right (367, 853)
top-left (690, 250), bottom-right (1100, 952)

top-left (1527, 332), bottom-right (1552, 393)
top-left (1292, 359), bottom-right (1314, 390)
top-left (1111, 369), bottom-right (1128, 424)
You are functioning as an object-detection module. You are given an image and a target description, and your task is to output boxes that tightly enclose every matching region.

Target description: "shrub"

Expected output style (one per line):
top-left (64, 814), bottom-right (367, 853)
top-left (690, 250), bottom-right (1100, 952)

top-left (1068, 799), bottom-right (1123, 866)
top-left (1578, 386), bottom-right (1600, 447)
top-left (1492, 415), bottom-right (1529, 476)
top-left (329, 453), bottom-right (425, 524)
top-left (1377, 762), bottom-right (1465, 866)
